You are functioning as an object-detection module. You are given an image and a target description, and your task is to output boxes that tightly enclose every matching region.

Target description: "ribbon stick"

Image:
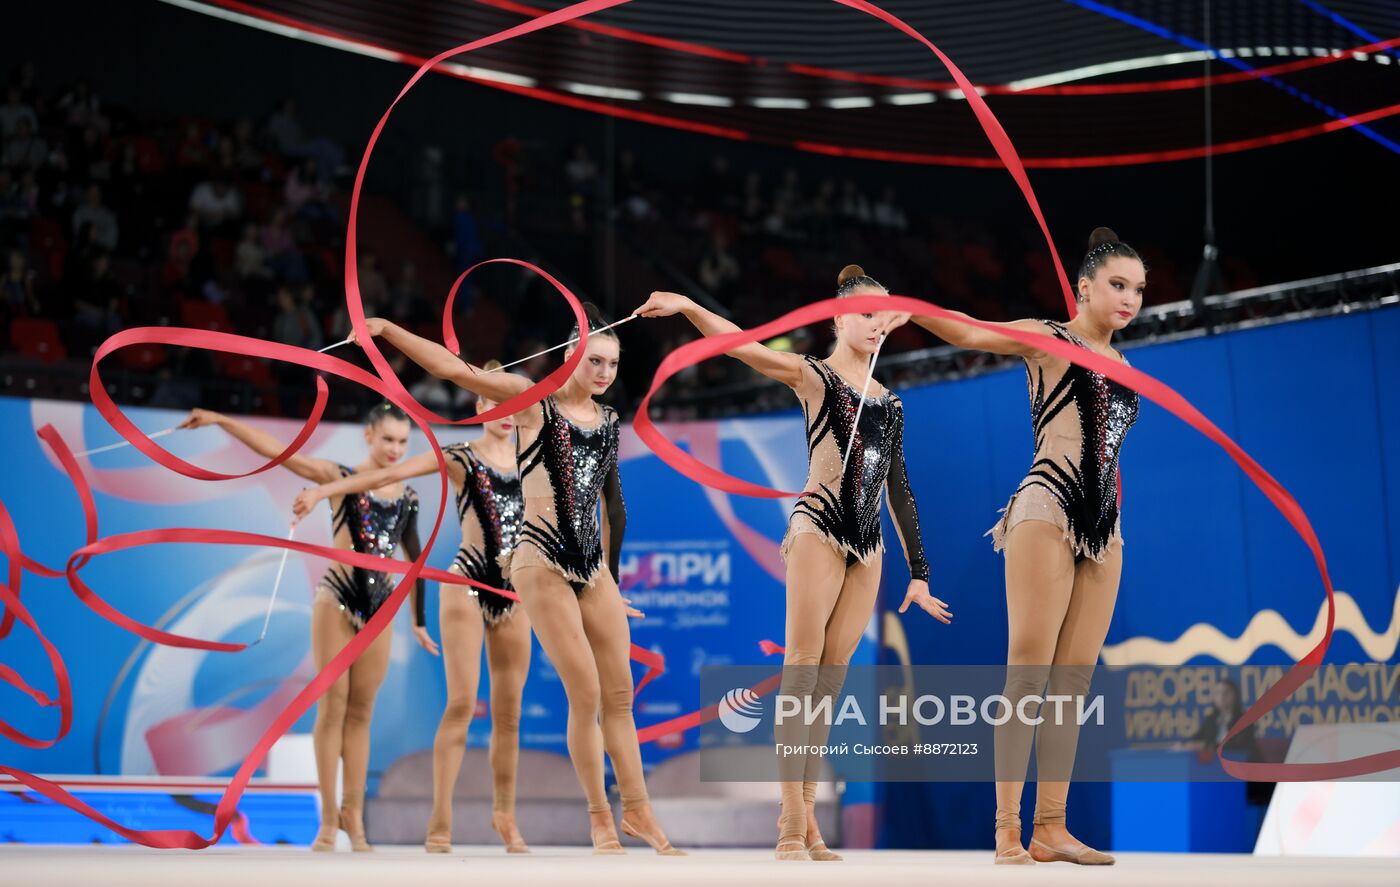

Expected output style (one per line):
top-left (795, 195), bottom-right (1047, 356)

top-left (73, 427), bottom-right (176, 459)
top-left (249, 524), bottom-right (296, 646)
top-left (839, 334), bottom-right (885, 476)
top-left (317, 338), bottom-right (352, 353)
top-left (487, 314), bottom-right (638, 372)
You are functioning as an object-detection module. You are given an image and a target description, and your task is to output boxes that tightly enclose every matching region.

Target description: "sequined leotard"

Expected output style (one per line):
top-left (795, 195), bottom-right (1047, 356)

top-left (778, 355), bottom-right (929, 580)
top-left (319, 464), bottom-right (423, 628)
top-left (417, 442), bottom-right (522, 625)
top-left (507, 396), bottom-right (625, 591)
top-left (988, 319), bottom-right (1139, 563)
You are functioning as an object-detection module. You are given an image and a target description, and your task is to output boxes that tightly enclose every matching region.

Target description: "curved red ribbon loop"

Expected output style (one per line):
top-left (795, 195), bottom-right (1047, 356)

top-left (0, 499), bottom-right (74, 749)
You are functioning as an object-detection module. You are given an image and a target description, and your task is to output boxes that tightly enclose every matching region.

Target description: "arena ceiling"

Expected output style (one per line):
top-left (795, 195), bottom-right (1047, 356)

top-left (168, 0), bottom-right (1400, 166)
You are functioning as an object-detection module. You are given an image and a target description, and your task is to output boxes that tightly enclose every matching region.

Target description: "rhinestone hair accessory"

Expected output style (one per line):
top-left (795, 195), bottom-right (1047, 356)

top-left (1087, 241), bottom-right (1119, 261)
top-left (836, 274), bottom-right (884, 297)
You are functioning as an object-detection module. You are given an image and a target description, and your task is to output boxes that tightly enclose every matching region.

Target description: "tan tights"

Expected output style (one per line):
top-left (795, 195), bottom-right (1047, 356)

top-left (425, 585), bottom-right (533, 841)
top-left (776, 533), bottom-right (883, 842)
top-left (509, 565), bottom-right (649, 816)
top-left (993, 520), bottom-right (1122, 833)
top-left (311, 587), bottom-right (394, 835)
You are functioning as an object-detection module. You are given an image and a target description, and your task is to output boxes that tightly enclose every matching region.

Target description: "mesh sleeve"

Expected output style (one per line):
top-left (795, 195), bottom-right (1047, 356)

top-left (884, 411), bottom-right (929, 582)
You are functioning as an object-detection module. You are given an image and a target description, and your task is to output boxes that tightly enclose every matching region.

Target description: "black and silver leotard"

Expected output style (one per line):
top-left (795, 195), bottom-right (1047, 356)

top-left (779, 354), bottom-right (929, 580)
top-left (320, 464), bottom-right (424, 628)
top-left (507, 396), bottom-right (625, 591)
top-left (416, 442), bottom-right (522, 625)
top-left (988, 319), bottom-right (1139, 563)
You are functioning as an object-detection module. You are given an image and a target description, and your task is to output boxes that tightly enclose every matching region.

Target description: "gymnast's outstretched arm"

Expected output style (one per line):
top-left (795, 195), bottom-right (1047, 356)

top-left (291, 450), bottom-right (466, 520)
top-left (910, 312), bottom-right (1053, 359)
top-left (355, 317), bottom-right (532, 404)
top-left (179, 408), bottom-right (342, 484)
top-left (635, 291), bottom-right (806, 389)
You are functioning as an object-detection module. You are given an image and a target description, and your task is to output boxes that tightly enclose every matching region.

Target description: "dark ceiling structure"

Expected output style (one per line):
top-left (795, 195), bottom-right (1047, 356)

top-left (173, 0), bottom-right (1399, 165)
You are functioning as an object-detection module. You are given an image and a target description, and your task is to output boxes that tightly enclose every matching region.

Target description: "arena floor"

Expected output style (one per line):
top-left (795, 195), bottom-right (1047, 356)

top-left (3, 844), bottom-right (1397, 887)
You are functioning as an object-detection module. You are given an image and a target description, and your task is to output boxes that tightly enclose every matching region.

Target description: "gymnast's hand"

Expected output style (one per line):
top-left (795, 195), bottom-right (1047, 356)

top-left (898, 579), bottom-right (952, 624)
top-left (878, 310), bottom-right (911, 336)
top-left (635, 291), bottom-right (694, 318)
top-left (292, 488), bottom-right (324, 520)
top-left (622, 596), bottom-right (645, 619)
top-left (178, 408), bottom-right (222, 430)
top-left (413, 625), bottom-right (441, 656)
top-left (347, 317), bottom-right (390, 345)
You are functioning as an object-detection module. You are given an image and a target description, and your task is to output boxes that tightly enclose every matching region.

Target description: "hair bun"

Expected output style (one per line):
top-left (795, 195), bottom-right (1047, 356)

top-left (1088, 227), bottom-right (1119, 249)
top-left (837, 264), bottom-right (866, 286)
top-left (578, 300), bottom-right (609, 328)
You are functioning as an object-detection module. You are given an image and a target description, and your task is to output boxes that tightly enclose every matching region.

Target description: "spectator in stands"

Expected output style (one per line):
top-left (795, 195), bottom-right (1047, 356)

top-left (260, 207), bottom-right (307, 282)
top-left (107, 143), bottom-right (148, 223)
top-left (872, 185), bottom-right (908, 232)
top-left (148, 366), bottom-right (201, 410)
top-left (163, 212), bottom-right (200, 288)
top-left (392, 260), bottom-right (430, 324)
top-left (764, 192), bottom-right (796, 240)
top-left (326, 255), bottom-right (387, 341)
top-left (175, 121), bottom-right (211, 171)
top-left (266, 97), bottom-right (345, 177)
top-left (266, 97), bottom-right (303, 156)
top-left (213, 134), bottom-right (238, 178)
top-left (72, 124), bottom-right (110, 183)
top-left (71, 250), bottom-right (122, 354)
top-left (615, 148), bottom-right (653, 224)
top-left (231, 117), bottom-right (266, 175)
top-left (235, 221), bottom-right (271, 280)
top-left (71, 183), bottom-right (119, 252)
top-left (15, 169), bottom-right (38, 216)
top-left (357, 251), bottom-right (388, 309)
top-left (774, 167), bottom-right (801, 214)
top-left (2, 248), bottom-right (39, 318)
top-left (1184, 677), bottom-right (1259, 761)
top-left (698, 229), bottom-right (740, 302)
top-left (0, 85), bottom-right (37, 138)
top-left (188, 174), bottom-right (243, 231)
top-left (839, 179), bottom-right (870, 226)
top-left (56, 78), bottom-right (105, 132)
top-left (38, 141), bottom-right (75, 218)
top-left (808, 178), bottom-right (836, 245)
top-left (10, 62), bottom-right (38, 107)
top-left (295, 283), bottom-right (324, 344)
top-left (412, 144), bottom-right (445, 226)
top-left (284, 157), bottom-right (334, 223)
top-left (0, 169), bottom-right (29, 232)
top-left (565, 142), bottom-right (598, 230)
top-left (2, 117), bottom-right (46, 171)
top-left (271, 284), bottom-right (322, 351)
